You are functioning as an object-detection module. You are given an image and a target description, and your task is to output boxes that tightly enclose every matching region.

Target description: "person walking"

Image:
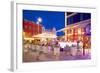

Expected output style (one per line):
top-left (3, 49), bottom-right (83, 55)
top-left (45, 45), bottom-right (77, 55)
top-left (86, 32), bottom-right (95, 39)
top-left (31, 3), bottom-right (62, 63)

top-left (53, 43), bottom-right (60, 60)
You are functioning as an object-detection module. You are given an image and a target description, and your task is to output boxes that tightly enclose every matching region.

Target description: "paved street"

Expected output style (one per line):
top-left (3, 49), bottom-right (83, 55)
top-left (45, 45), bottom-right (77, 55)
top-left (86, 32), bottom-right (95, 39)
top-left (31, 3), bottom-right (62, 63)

top-left (23, 50), bottom-right (91, 62)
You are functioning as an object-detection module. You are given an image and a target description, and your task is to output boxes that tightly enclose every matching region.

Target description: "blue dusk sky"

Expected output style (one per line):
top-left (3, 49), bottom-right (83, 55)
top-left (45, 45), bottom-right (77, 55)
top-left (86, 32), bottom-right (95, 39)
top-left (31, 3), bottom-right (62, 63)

top-left (23, 10), bottom-right (65, 36)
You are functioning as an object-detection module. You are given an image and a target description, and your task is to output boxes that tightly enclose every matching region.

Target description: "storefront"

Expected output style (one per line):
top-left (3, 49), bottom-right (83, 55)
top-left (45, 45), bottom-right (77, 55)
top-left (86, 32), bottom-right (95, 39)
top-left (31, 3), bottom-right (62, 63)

top-left (65, 19), bottom-right (91, 49)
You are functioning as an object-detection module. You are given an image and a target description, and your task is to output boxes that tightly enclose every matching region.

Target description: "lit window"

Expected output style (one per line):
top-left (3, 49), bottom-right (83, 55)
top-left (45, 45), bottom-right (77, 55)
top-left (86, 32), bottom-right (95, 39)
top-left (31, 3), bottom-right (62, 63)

top-left (78, 28), bottom-right (82, 34)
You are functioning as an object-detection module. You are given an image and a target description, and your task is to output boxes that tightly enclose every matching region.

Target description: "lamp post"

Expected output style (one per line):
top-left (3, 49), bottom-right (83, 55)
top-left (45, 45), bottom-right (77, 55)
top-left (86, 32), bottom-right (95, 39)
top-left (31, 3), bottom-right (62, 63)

top-left (36, 17), bottom-right (42, 34)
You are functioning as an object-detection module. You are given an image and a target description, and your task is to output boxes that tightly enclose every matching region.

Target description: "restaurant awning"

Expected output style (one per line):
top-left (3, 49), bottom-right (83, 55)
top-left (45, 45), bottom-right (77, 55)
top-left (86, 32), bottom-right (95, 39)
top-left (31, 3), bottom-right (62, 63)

top-left (33, 32), bottom-right (57, 38)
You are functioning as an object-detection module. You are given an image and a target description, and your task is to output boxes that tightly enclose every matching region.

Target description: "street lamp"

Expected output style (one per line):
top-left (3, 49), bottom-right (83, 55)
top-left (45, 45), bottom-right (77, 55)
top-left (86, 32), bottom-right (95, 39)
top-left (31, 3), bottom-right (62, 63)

top-left (38, 17), bottom-right (42, 23)
top-left (36, 17), bottom-right (42, 34)
top-left (36, 17), bottom-right (42, 24)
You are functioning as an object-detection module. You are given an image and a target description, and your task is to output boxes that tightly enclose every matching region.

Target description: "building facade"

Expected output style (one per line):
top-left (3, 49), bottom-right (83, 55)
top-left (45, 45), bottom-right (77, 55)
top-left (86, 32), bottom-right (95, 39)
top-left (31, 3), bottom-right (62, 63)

top-left (23, 19), bottom-right (42, 38)
top-left (66, 12), bottom-right (91, 49)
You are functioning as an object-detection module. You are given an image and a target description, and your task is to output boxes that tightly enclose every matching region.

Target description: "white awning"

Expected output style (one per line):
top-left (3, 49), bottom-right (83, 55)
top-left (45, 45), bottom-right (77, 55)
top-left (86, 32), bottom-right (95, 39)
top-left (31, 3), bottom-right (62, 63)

top-left (33, 32), bottom-right (57, 38)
